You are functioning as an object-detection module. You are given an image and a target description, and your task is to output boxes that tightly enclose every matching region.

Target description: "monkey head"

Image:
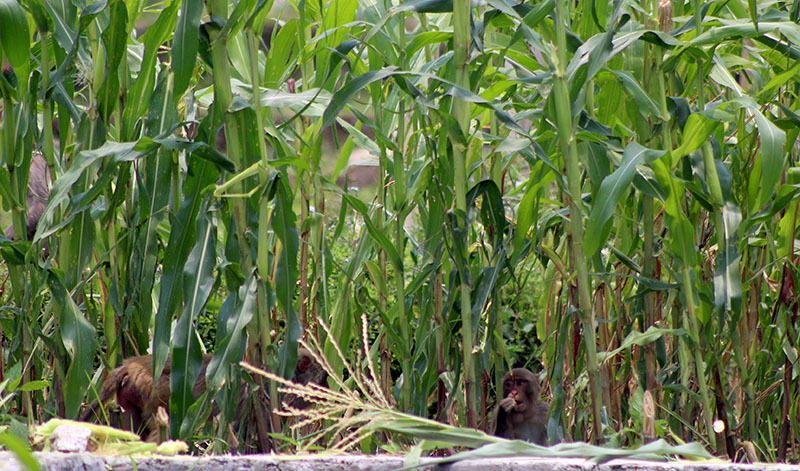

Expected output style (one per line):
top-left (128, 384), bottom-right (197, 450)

top-left (500, 368), bottom-right (540, 413)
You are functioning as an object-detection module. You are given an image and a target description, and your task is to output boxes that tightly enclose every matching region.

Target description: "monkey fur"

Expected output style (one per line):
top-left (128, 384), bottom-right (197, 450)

top-left (491, 367), bottom-right (549, 445)
top-left (3, 152), bottom-right (49, 242)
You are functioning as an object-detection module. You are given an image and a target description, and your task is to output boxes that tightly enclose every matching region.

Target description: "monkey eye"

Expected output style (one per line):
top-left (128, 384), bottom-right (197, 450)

top-left (515, 379), bottom-right (527, 387)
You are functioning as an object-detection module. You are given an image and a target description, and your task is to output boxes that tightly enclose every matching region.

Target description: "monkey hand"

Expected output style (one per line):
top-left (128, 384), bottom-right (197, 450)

top-left (499, 397), bottom-right (517, 412)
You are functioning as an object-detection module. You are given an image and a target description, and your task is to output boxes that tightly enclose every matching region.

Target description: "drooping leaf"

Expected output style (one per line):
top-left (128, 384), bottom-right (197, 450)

top-left (323, 67), bottom-right (400, 130)
top-left (0, 432), bottom-right (40, 471)
top-left (732, 96), bottom-right (787, 209)
top-left (673, 112), bottom-right (720, 161)
top-left (429, 438), bottom-right (712, 464)
top-left (585, 142), bottom-right (665, 257)
top-left (611, 70), bottom-right (661, 118)
top-left (597, 326), bottom-right (685, 363)
top-left (340, 192), bottom-right (402, 271)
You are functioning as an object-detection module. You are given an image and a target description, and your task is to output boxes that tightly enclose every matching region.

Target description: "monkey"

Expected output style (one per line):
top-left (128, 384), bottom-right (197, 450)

top-left (81, 353), bottom-right (205, 442)
top-left (491, 367), bottom-right (549, 445)
top-left (80, 347), bottom-right (327, 443)
top-left (3, 151), bottom-right (49, 242)
top-left (282, 348), bottom-right (326, 409)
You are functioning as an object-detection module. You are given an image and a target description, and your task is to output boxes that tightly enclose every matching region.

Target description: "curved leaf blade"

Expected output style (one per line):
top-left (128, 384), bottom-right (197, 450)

top-left (585, 142), bottom-right (665, 257)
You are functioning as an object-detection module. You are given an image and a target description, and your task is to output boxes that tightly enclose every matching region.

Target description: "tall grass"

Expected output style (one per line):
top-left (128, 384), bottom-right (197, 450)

top-left (0, 0), bottom-right (798, 460)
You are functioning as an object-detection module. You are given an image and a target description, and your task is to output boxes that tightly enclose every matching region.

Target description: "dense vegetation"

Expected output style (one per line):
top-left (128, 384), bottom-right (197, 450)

top-left (0, 0), bottom-right (798, 461)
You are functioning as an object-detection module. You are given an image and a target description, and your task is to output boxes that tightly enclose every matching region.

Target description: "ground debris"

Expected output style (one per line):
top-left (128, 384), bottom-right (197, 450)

top-left (2, 454), bottom-right (800, 471)
top-left (33, 419), bottom-right (187, 456)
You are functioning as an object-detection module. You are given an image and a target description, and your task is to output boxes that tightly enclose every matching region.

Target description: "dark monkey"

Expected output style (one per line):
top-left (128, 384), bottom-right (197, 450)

top-left (491, 367), bottom-right (549, 445)
top-left (81, 347), bottom-right (326, 442)
top-left (284, 350), bottom-right (325, 409)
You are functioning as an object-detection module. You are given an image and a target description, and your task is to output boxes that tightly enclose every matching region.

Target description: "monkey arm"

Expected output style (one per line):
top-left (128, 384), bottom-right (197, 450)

top-left (491, 405), bottom-right (509, 437)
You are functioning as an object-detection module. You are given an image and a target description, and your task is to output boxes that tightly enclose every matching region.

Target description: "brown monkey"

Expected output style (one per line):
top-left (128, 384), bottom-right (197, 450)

top-left (81, 354), bottom-right (206, 442)
top-left (491, 367), bottom-right (549, 445)
top-left (81, 347), bottom-right (326, 442)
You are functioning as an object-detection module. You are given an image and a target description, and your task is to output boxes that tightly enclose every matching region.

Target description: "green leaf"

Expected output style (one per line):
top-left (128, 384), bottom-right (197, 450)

top-left (43, 0), bottom-right (76, 53)
top-left (340, 193), bottom-right (402, 271)
top-left (0, 0), bottom-right (30, 96)
top-left (337, 117), bottom-right (381, 156)
top-left (0, 432), bottom-right (40, 471)
top-left (271, 176), bottom-right (301, 376)
top-left (431, 438), bottom-right (711, 464)
top-left (218, 0), bottom-right (257, 42)
top-left (154, 136), bottom-right (235, 173)
top-left (731, 96), bottom-right (787, 209)
top-left (714, 202), bottom-right (742, 315)
top-left (207, 272), bottom-right (256, 394)
top-left (31, 136), bottom-right (216, 242)
top-left (690, 20), bottom-right (800, 46)
top-left (264, 19), bottom-right (298, 87)
top-left (122, 0), bottom-right (179, 138)
top-left (390, 0), bottom-right (454, 13)
top-left (748, 0), bottom-right (758, 29)
top-left (171, 207), bottom-right (217, 439)
top-left (406, 31), bottom-right (452, 58)
top-left (0, 0), bottom-right (30, 69)
top-left (652, 158), bottom-right (696, 266)
top-left (128, 71), bottom-right (177, 358)
top-left (27, 0), bottom-right (49, 33)
top-left (467, 180), bottom-right (507, 246)
top-left (673, 113), bottom-right (720, 160)
top-left (17, 380), bottom-right (50, 392)
top-left (323, 67), bottom-right (400, 129)
top-left (172, 0), bottom-right (203, 98)
top-left (97, 0), bottom-right (128, 121)
top-left (611, 70), bottom-right (661, 118)
top-left (48, 271), bottom-right (96, 418)
top-left (513, 175), bottom-right (543, 255)
top-left (597, 326), bottom-right (685, 363)
top-left (758, 59), bottom-right (800, 99)
top-left (153, 156), bottom-right (220, 401)
top-left (585, 142), bottom-right (665, 257)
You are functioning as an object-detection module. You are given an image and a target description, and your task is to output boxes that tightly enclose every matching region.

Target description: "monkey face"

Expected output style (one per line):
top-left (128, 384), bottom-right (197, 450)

top-left (503, 376), bottom-right (531, 412)
top-left (501, 368), bottom-right (540, 413)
